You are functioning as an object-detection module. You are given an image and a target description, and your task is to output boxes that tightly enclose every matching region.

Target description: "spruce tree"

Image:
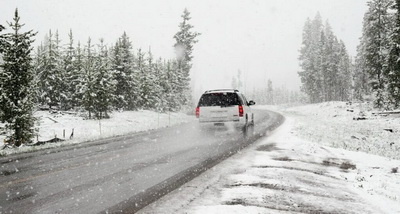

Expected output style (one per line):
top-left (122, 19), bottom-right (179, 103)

top-left (387, 0), bottom-right (400, 107)
top-left (299, 13), bottom-right (353, 103)
top-left (337, 41), bottom-right (352, 101)
top-left (54, 30), bottom-right (69, 110)
top-left (298, 18), bottom-right (314, 101)
top-left (110, 40), bottom-right (123, 109)
top-left (231, 76), bottom-right (238, 90)
top-left (136, 48), bottom-right (148, 108)
top-left (354, 21), bottom-right (370, 101)
top-left (62, 29), bottom-right (77, 110)
top-left (173, 8), bottom-right (200, 109)
top-left (111, 32), bottom-right (138, 110)
top-left (32, 44), bottom-right (45, 105)
top-left (37, 30), bottom-right (64, 109)
top-left (73, 41), bottom-right (84, 107)
top-left (153, 58), bottom-right (166, 112)
top-left (79, 38), bottom-right (96, 118)
top-left (310, 13), bottom-right (324, 102)
top-left (267, 79), bottom-right (274, 105)
top-left (323, 22), bottom-right (341, 101)
top-left (144, 49), bottom-right (160, 109)
top-left (0, 9), bottom-right (36, 146)
top-left (137, 48), bottom-right (158, 109)
top-left (163, 60), bottom-right (177, 111)
top-left (363, 0), bottom-right (393, 108)
top-left (164, 60), bottom-right (180, 111)
top-left (92, 39), bottom-right (115, 118)
top-left (299, 14), bottom-right (324, 103)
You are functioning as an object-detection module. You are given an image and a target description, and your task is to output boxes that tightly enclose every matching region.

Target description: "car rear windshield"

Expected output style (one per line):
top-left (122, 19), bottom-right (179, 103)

top-left (198, 93), bottom-right (241, 107)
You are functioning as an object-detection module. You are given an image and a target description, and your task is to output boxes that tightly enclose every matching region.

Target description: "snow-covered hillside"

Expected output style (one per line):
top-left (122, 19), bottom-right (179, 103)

top-left (283, 102), bottom-right (400, 160)
top-left (0, 110), bottom-right (194, 156)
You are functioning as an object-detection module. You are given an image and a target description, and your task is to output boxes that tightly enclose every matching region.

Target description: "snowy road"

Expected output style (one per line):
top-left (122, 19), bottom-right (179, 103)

top-left (0, 109), bottom-right (283, 213)
top-left (140, 115), bottom-right (400, 214)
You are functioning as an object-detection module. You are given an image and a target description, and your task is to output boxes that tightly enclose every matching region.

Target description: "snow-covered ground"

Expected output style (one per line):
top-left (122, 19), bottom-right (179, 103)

top-left (139, 103), bottom-right (400, 214)
top-left (284, 101), bottom-right (400, 160)
top-left (0, 110), bottom-right (194, 156)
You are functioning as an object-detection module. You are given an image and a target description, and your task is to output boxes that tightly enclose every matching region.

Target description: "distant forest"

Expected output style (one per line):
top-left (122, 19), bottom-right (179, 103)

top-left (230, 70), bottom-right (306, 105)
top-left (298, 12), bottom-right (352, 104)
top-left (299, 0), bottom-right (400, 110)
top-left (0, 8), bottom-right (199, 146)
top-left (32, 9), bottom-right (199, 118)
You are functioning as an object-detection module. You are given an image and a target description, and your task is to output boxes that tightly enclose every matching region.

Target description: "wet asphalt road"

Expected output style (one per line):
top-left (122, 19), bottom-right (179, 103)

top-left (0, 109), bottom-right (283, 214)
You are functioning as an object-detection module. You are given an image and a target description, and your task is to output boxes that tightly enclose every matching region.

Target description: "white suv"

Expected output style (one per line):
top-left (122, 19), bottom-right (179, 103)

top-left (195, 89), bottom-right (255, 131)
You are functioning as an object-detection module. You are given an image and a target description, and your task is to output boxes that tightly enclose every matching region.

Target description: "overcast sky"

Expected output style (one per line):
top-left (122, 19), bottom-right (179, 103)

top-left (1, 0), bottom-right (368, 98)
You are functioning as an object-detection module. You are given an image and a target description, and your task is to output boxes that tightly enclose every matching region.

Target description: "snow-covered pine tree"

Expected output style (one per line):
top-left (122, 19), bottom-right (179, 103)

top-left (111, 32), bottom-right (138, 110)
top-left (267, 79), bottom-right (274, 105)
top-left (387, 0), bottom-right (400, 108)
top-left (160, 60), bottom-right (174, 112)
top-left (157, 60), bottom-right (170, 112)
top-left (32, 44), bottom-right (46, 105)
top-left (92, 39), bottom-right (116, 118)
top-left (143, 50), bottom-right (161, 110)
top-left (147, 50), bottom-right (162, 110)
top-left (299, 14), bottom-right (324, 103)
top-left (54, 30), bottom-right (69, 110)
top-left (62, 29), bottom-right (77, 110)
top-left (230, 71), bottom-right (242, 92)
top-left (122, 33), bottom-right (139, 110)
top-left (173, 8), bottom-right (200, 109)
top-left (337, 41), bottom-right (352, 101)
top-left (35, 36), bottom-right (49, 106)
top-left (363, 0), bottom-right (394, 108)
top-left (110, 40), bottom-right (123, 109)
top-left (298, 18), bottom-right (314, 101)
top-left (153, 57), bottom-right (166, 112)
top-left (73, 41), bottom-right (84, 108)
top-left (299, 13), bottom-right (354, 103)
top-left (136, 48), bottom-right (150, 109)
top-left (231, 76), bottom-right (238, 90)
top-left (79, 38), bottom-right (96, 118)
top-left (311, 14), bottom-right (325, 102)
top-left (353, 19), bottom-right (371, 101)
top-left (322, 21), bottom-right (340, 101)
top-left (38, 30), bottom-right (64, 109)
top-left (319, 27), bottom-right (328, 102)
top-left (166, 60), bottom-right (181, 111)
top-left (0, 9), bottom-right (37, 146)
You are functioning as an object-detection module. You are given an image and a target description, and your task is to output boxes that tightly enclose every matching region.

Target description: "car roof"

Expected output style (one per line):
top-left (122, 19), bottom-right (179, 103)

top-left (204, 89), bottom-right (240, 94)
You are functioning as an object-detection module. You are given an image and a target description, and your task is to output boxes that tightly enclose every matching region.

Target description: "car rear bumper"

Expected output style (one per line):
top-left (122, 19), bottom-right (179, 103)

top-left (198, 118), bottom-right (246, 128)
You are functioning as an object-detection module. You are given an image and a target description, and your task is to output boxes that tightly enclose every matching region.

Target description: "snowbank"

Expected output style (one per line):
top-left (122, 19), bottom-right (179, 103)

top-left (0, 110), bottom-right (194, 156)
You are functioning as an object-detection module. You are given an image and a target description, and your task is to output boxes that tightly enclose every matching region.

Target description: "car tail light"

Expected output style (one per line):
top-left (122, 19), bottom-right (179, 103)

top-left (238, 105), bottom-right (244, 117)
top-left (196, 107), bottom-right (200, 118)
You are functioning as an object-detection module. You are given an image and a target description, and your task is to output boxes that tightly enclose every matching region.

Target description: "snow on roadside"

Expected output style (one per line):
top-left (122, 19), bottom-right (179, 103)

top-left (0, 110), bottom-right (194, 156)
top-left (139, 112), bottom-right (400, 214)
top-left (281, 101), bottom-right (400, 160)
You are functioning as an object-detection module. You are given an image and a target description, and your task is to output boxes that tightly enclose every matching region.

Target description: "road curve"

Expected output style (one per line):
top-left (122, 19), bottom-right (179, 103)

top-left (0, 109), bottom-right (283, 214)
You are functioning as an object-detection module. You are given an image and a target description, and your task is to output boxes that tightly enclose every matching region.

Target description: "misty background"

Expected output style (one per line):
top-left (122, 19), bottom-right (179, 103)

top-left (1, 0), bottom-right (368, 100)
